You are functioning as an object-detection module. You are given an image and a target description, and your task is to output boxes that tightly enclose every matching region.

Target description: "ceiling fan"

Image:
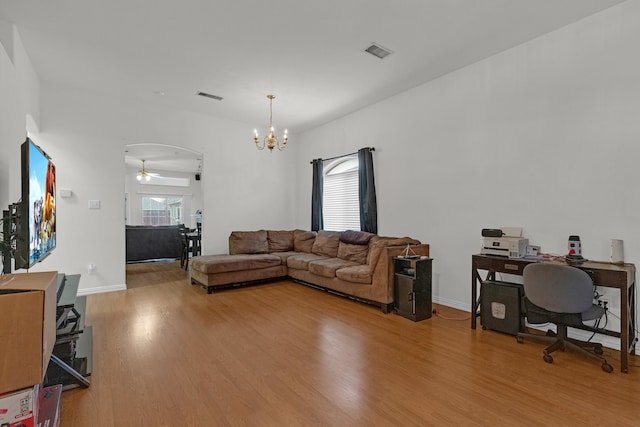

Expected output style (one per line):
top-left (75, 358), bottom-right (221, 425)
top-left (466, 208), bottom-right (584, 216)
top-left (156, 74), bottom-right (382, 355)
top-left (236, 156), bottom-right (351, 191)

top-left (136, 160), bottom-right (160, 181)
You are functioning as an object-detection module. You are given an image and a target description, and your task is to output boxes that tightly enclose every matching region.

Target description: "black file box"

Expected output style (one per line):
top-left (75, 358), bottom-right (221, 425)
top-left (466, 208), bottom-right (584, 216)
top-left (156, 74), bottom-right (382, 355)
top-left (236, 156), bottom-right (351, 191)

top-left (480, 281), bottom-right (524, 335)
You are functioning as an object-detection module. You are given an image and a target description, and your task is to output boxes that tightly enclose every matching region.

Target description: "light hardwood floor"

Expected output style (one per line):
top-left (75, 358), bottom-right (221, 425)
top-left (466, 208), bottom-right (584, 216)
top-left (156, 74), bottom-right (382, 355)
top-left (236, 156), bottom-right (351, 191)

top-left (61, 261), bottom-right (640, 426)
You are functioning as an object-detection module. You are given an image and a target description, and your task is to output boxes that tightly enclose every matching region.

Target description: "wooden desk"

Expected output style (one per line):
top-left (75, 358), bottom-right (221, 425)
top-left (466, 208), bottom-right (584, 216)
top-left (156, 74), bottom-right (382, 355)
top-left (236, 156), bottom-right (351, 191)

top-left (471, 254), bottom-right (636, 373)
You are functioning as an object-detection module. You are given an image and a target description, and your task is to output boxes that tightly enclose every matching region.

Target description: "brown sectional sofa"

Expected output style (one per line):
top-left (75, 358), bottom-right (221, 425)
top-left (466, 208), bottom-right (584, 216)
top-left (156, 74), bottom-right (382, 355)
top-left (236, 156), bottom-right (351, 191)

top-left (190, 229), bottom-right (429, 312)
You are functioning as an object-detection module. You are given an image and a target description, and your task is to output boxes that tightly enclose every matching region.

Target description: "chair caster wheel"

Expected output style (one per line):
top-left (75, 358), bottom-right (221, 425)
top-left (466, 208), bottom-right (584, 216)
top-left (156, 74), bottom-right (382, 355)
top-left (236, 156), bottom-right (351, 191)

top-left (516, 336), bottom-right (524, 344)
top-left (601, 362), bottom-right (613, 373)
top-left (543, 353), bottom-right (553, 364)
top-left (594, 347), bottom-right (604, 355)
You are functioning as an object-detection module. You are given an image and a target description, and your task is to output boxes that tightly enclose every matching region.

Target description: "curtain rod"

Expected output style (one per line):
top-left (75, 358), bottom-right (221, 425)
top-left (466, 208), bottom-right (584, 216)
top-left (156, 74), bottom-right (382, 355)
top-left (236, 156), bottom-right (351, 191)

top-left (309, 147), bottom-right (375, 164)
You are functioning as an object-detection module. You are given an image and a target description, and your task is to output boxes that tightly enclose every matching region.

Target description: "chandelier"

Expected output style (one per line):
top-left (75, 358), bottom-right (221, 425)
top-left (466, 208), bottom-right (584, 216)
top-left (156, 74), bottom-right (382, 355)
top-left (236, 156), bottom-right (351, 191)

top-left (136, 160), bottom-right (151, 181)
top-left (253, 94), bottom-right (288, 152)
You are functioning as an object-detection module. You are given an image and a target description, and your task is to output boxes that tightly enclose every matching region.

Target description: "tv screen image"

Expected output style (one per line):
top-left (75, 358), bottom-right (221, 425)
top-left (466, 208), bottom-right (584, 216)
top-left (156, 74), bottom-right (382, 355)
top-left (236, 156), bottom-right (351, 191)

top-left (15, 138), bottom-right (56, 269)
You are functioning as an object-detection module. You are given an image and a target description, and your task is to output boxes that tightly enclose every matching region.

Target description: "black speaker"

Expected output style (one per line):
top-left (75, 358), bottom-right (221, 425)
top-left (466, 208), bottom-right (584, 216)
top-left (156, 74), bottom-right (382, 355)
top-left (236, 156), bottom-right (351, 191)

top-left (195, 173), bottom-right (201, 181)
top-left (480, 281), bottom-right (524, 335)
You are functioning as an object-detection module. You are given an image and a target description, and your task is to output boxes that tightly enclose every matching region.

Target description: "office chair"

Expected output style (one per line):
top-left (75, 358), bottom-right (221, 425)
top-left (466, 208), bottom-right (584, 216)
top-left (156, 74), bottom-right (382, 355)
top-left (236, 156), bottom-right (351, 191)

top-left (516, 263), bottom-right (613, 373)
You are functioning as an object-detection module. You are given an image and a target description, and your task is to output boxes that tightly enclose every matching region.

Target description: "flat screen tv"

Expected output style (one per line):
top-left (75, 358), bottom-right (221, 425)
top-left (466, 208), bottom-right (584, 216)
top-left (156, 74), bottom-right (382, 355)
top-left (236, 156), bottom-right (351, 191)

top-left (14, 138), bottom-right (56, 270)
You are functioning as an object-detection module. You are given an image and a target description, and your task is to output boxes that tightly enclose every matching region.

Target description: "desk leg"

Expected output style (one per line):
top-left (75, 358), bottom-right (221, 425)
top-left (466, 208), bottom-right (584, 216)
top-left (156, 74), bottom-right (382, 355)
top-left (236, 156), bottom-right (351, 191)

top-left (620, 282), bottom-right (638, 373)
top-left (471, 266), bottom-right (495, 330)
top-left (472, 266), bottom-right (477, 329)
top-left (620, 285), bottom-right (628, 373)
top-left (631, 283), bottom-right (637, 355)
top-left (621, 283), bottom-right (637, 373)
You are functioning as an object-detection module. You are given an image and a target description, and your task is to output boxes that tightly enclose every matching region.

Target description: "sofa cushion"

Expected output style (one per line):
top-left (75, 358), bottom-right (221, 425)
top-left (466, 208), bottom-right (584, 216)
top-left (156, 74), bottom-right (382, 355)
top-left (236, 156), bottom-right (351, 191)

top-left (191, 253), bottom-right (281, 274)
top-left (337, 242), bottom-right (369, 265)
top-left (340, 230), bottom-right (375, 246)
top-left (268, 230), bottom-right (294, 252)
top-left (293, 230), bottom-right (316, 253)
top-left (335, 265), bottom-right (373, 284)
top-left (308, 257), bottom-right (360, 278)
top-left (311, 231), bottom-right (341, 257)
top-left (270, 251), bottom-right (299, 265)
top-left (287, 253), bottom-right (328, 270)
top-left (229, 230), bottom-right (268, 254)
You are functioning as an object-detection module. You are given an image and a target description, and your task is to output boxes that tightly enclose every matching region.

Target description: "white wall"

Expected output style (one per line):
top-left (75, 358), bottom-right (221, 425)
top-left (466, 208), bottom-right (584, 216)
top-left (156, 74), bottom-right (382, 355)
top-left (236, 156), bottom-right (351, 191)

top-left (295, 1), bottom-right (640, 333)
top-left (0, 20), bottom-right (39, 209)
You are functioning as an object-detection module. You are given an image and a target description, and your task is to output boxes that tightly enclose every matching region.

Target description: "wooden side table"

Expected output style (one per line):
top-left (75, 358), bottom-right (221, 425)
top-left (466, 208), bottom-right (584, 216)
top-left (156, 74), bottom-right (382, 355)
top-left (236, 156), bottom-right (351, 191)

top-left (393, 256), bottom-right (433, 321)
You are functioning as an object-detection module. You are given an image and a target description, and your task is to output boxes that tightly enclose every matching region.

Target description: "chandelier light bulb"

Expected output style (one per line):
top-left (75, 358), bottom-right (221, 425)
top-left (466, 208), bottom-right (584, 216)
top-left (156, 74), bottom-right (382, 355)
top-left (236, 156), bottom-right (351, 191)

top-left (253, 94), bottom-right (289, 152)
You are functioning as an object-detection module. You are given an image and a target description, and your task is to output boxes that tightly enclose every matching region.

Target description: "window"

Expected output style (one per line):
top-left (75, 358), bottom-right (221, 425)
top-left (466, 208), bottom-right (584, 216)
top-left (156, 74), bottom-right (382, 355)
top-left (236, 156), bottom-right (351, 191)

top-left (322, 155), bottom-right (360, 231)
top-left (141, 196), bottom-right (184, 225)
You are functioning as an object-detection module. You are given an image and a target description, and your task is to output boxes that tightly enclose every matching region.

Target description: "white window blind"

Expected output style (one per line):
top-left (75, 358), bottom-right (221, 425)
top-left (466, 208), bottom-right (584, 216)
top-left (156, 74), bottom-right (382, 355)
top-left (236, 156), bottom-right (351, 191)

top-left (323, 156), bottom-right (361, 231)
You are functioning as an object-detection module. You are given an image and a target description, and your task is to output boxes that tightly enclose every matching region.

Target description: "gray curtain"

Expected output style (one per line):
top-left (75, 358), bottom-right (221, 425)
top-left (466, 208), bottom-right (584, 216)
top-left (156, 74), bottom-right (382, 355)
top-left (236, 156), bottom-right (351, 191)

top-left (358, 148), bottom-right (377, 234)
top-left (311, 158), bottom-right (323, 231)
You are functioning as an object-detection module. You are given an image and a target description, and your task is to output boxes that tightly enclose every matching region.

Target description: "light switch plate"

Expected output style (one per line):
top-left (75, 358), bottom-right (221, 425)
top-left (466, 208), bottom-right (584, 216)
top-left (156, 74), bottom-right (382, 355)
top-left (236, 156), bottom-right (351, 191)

top-left (88, 200), bottom-right (100, 209)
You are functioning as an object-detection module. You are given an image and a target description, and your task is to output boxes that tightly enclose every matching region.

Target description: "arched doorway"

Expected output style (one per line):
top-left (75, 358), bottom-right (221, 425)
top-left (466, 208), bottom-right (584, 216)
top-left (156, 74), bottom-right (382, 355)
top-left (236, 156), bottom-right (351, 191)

top-left (123, 143), bottom-right (204, 288)
top-left (124, 143), bottom-right (203, 228)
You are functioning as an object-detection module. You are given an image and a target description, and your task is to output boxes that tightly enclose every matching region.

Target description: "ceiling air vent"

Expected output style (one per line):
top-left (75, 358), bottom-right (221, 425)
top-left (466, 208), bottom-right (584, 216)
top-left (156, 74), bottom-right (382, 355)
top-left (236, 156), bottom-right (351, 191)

top-left (363, 43), bottom-right (393, 59)
top-left (197, 91), bottom-right (223, 101)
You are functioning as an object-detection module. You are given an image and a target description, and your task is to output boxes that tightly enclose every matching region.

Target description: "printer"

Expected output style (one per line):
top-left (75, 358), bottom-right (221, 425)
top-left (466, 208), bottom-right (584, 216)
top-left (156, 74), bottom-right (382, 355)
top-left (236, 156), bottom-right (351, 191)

top-left (480, 227), bottom-right (529, 259)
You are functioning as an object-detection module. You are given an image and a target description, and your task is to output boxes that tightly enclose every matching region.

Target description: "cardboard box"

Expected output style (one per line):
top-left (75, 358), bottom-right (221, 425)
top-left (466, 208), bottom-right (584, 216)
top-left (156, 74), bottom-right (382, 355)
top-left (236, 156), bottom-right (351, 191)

top-left (0, 272), bottom-right (57, 394)
top-left (0, 385), bottom-right (37, 427)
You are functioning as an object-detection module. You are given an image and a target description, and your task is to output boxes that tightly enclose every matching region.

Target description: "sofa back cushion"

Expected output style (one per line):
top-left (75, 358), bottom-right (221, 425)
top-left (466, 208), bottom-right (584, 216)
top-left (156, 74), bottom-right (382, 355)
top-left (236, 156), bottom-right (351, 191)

top-left (229, 230), bottom-right (268, 254)
top-left (340, 230), bottom-right (375, 245)
top-left (293, 230), bottom-right (316, 253)
top-left (311, 231), bottom-right (341, 257)
top-left (337, 242), bottom-right (369, 265)
top-left (267, 230), bottom-right (294, 252)
top-left (335, 230), bottom-right (375, 265)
